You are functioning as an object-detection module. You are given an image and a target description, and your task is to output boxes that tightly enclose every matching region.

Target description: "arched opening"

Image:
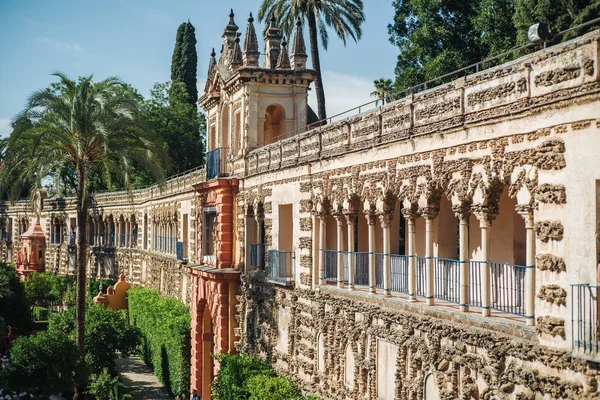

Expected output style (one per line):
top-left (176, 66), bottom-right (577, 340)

top-left (221, 104), bottom-right (230, 151)
top-left (344, 343), bottom-right (355, 389)
top-left (424, 373), bottom-right (441, 400)
top-left (202, 304), bottom-right (214, 399)
top-left (263, 104), bottom-right (286, 145)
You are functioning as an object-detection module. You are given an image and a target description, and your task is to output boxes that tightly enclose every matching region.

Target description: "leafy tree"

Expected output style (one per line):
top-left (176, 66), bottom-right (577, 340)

top-left (247, 375), bottom-right (303, 400)
top-left (474, 0), bottom-right (517, 59)
top-left (0, 263), bottom-right (31, 334)
top-left (145, 81), bottom-right (206, 174)
top-left (171, 21), bottom-right (198, 105)
top-left (49, 305), bottom-right (141, 375)
top-left (258, 0), bottom-right (366, 121)
top-left (370, 78), bottom-right (394, 105)
top-left (513, 0), bottom-right (600, 45)
top-left (0, 73), bottom-right (164, 393)
top-left (388, 0), bottom-right (486, 92)
top-left (211, 353), bottom-right (274, 400)
top-left (23, 272), bottom-right (59, 306)
top-left (4, 331), bottom-right (79, 396)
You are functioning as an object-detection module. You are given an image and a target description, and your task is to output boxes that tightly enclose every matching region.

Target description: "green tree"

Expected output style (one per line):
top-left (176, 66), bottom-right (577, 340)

top-left (0, 73), bottom-right (163, 394)
top-left (171, 21), bottom-right (198, 105)
top-left (247, 375), bottom-right (303, 400)
top-left (370, 78), bottom-right (394, 105)
top-left (513, 0), bottom-right (600, 45)
top-left (388, 0), bottom-right (486, 92)
top-left (4, 331), bottom-right (79, 396)
top-left (145, 81), bottom-right (206, 174)
top-left (211, 353), bottom-right (274, 400)
top-left (49, 305), bottom-right (141, 375)
top-left (258, 0), bottom-right (366, 121)
top-left (0, 263), bottom-right (31, 334)
top-left (24, 271), bottom-right (59, 306)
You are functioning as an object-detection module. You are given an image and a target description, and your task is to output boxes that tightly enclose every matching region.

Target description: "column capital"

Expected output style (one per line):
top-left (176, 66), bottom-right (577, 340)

top-left (364, 211), bottom-right (377, 226)
top-left (419, 206), bottom-right (439, 220)
top-left (452, 203), bottom-right (471, 223)
top-left (515, 204), bottom-right (535, 228)
top-left (378, 212), bottom-right (393, 229)
top-left (333, 213), bottom-right (345, 226)
top-left (401, 207), bottom-right (418, 220)
top-left (343, 211), bottom-right (358, 225)
top-left (471, 204), bottom-right (498, 227)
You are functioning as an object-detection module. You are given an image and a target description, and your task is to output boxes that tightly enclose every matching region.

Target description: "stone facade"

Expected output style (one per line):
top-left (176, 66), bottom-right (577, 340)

top-left (2, 19), bottom-right (600, 400)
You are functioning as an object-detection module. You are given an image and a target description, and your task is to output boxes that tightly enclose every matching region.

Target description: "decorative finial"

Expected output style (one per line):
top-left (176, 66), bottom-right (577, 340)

top-left (211, 48), bottom-right (216, 58)
top-left (276, 35), bottom-right (291, 70)
top-left (249, 12), bottom-right (254, 23)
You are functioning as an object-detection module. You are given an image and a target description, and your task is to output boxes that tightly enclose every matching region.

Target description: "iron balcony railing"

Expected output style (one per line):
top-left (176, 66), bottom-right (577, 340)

top-left (206, 147), bottom-right (228, 180)
top-left (321, 249), bottom-right (531, 318)
top-left (268, 250), bottom-right (294, 285)
top-left (249, 243), bottom-right (265, 269)
top-left (176, 241), bottom-right (185, 261)
top-left (571, 284), bottom-right (600, 361)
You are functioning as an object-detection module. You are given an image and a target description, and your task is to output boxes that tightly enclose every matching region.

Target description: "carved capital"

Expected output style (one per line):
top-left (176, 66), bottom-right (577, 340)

top-left (343, 211), bottom-right (358, 225)
top-left (471, 204), bottom-right (498, 226)
top-left (333, 213), bottom-right (345, 226)
top-left (401, 206), bottom-right (418, 221)
top-left (418, 206), bottom-right (439, 220)
top-left (378, 213), bottom-right (393, 229)
top-left (364, 211), bottom-right (377, 226)
top-left (515, 204), bottom-right (535, 228)
top-left (452, 203), bottom-right (471, 223)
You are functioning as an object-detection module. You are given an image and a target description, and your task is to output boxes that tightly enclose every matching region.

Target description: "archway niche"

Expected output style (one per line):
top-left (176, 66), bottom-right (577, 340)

top-left (263, 104), bottom-right (286, 145)
top-left (424, 373), bottom-right (441, 400)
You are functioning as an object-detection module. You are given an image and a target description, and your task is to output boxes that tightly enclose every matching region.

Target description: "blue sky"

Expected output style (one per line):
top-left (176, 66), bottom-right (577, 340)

top-left (0, 0), bottom-right (398, 136)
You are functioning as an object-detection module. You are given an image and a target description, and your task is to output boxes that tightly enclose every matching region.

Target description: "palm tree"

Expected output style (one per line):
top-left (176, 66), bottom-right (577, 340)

top-left (0, 72), bottom-right (163, 396)
top-left (258, 0), bottom-right (365, 122)
top-left (370, 78), bottom-right (394, 106)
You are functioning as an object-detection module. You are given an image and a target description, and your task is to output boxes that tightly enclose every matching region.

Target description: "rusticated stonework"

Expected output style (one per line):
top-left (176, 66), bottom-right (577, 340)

top-left (536, 316), bottom-right (566, 339)
top-left (537, 285), bottom-right (567, 306)
top-left (536, 254), bottom-right (567, 273)
top-left (535, 221), bottom-right (564, 242)
top-left (535, 184), bottom-right (567, 204)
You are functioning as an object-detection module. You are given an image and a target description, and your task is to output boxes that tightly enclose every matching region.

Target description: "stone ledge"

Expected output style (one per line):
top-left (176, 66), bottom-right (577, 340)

top-left (320, 285), bottom-right (537, 341)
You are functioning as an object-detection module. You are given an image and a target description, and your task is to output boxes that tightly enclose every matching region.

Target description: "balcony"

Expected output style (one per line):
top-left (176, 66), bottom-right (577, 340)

top-left (206, 147), bottom-right (228, 180)
top-left (249, 243), bottom-right (265, 269)
top-left (571, 284), bottom-right (600, 362)
top-left (267, 250), bottom-right (293, 285)
top-left (322, 250), bottom-right (532, 319)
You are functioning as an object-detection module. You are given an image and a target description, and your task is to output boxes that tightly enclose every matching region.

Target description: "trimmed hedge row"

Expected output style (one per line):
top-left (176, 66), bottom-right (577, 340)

top-left (127, 287), bottom-right (191, 398)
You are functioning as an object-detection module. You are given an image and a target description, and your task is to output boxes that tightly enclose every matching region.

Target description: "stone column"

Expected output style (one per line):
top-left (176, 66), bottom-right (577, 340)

top-left (344, 212), bottom-right (357, 291)
top-left (319, 214), bottom-right (327, 286)
top-left (380, 213), bottom-right (393, 296)
top-left (475, 209), bottom-right (496, 317)
top-left (366, 212), bottom-right (377, 294)
top-left (454, 206), bottom-right (470, 312)
top-left (404, 209), bottom-right (417, 301)
top-left (312, 213), bottom-right (321, 288)
top-left (518, 206), bottom-right (536, 326)
top-left (423, 210), bottom-right (438, 306)
top-left (335, 214), bottom-right (345, 289)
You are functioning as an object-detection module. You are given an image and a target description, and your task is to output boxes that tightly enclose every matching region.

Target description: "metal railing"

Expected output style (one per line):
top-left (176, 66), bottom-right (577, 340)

top-left (434, 258), bottom-right (461, 304)
top-left (322, 249), bottom-right (338, 282)
top-left (354, 252), bottom-right (369, 286)
top-left (489, 262), bottom-right (529, 315)
top-left (250, 243), bottom-right (265, 269)
top-left (415, 256), bottom-right (427, 297)
top-left (206, 147), bottom-right (228, 180)
top-left (468, 261), bottom-right (483, 308)
top-left (268, 250), bottom-right (294, 284)
top-left (571, 284), bottom-right (600, 361)
top-left (390, 254), bottom-right (409, 294)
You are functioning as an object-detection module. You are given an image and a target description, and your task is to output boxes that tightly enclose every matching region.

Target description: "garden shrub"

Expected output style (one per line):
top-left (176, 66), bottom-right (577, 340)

top-left (211, 353), bottom-right (318, 400)
top-left (211, 353), bottom-right (274, 400)
top-left (247, 374), bottom-right (303, 400)
top-left (0, 263), bottom-right (31, 334)
top-left (3, 330), bottom-right (78, 396)
top-left (127, 287), bottom-right (190, 398)
top-left (48, 304), bottom-right (141, 374)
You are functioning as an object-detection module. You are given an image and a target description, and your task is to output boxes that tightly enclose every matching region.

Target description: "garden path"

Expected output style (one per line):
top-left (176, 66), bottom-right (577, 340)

top-left (115, 355), bottom-right (173, 400)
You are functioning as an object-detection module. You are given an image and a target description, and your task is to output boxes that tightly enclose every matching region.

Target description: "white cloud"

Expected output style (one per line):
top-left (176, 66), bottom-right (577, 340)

top-left (0, 119), bottom-right (13, 138)
top-left (308, 70), bottom-right (377, 122)
top-left (35, 36), bottom-right (83, 56)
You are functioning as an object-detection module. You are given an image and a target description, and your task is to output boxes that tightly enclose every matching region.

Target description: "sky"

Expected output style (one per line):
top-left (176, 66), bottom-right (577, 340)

top-left (0, 0), bottom-right (399, 137)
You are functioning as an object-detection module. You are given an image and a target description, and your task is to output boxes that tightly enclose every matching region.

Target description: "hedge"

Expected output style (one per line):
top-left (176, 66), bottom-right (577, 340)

top-left (127, 287), bottom-right (191, 398)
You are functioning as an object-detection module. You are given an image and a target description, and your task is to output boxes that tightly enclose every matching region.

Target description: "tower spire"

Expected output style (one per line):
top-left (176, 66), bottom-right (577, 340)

top-left (243, 12), bottom-right (259, 67)
top-left (220, 9), bottom-right (239, 66)
top-left (205, 48), bottom-right (217, 92)
top-left (276, 36), bottom-right (291, 70)
top-left (264, 15), bottom-right (283, 69)
top-left (291, 17), bottom-right (308, 70)
top-left (230, 34), bottom-right (243, 70)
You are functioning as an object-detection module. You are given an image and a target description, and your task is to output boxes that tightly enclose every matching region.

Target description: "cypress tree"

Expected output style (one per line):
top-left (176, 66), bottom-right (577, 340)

top-left (171, 21), bottom-right (198, 105)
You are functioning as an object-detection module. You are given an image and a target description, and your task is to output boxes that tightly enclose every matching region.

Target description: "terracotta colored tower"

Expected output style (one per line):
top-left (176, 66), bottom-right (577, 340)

top-left (15, 217), bottom-right (46, 281)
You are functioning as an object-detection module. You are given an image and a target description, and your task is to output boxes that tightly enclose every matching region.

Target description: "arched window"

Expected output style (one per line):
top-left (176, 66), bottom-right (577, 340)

top-left (263, 104), bottom-right (286, 145)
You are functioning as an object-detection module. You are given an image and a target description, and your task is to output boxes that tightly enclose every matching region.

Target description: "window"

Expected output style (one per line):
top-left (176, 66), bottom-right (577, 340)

top-left (203, 209), bottom-right (217, 260)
